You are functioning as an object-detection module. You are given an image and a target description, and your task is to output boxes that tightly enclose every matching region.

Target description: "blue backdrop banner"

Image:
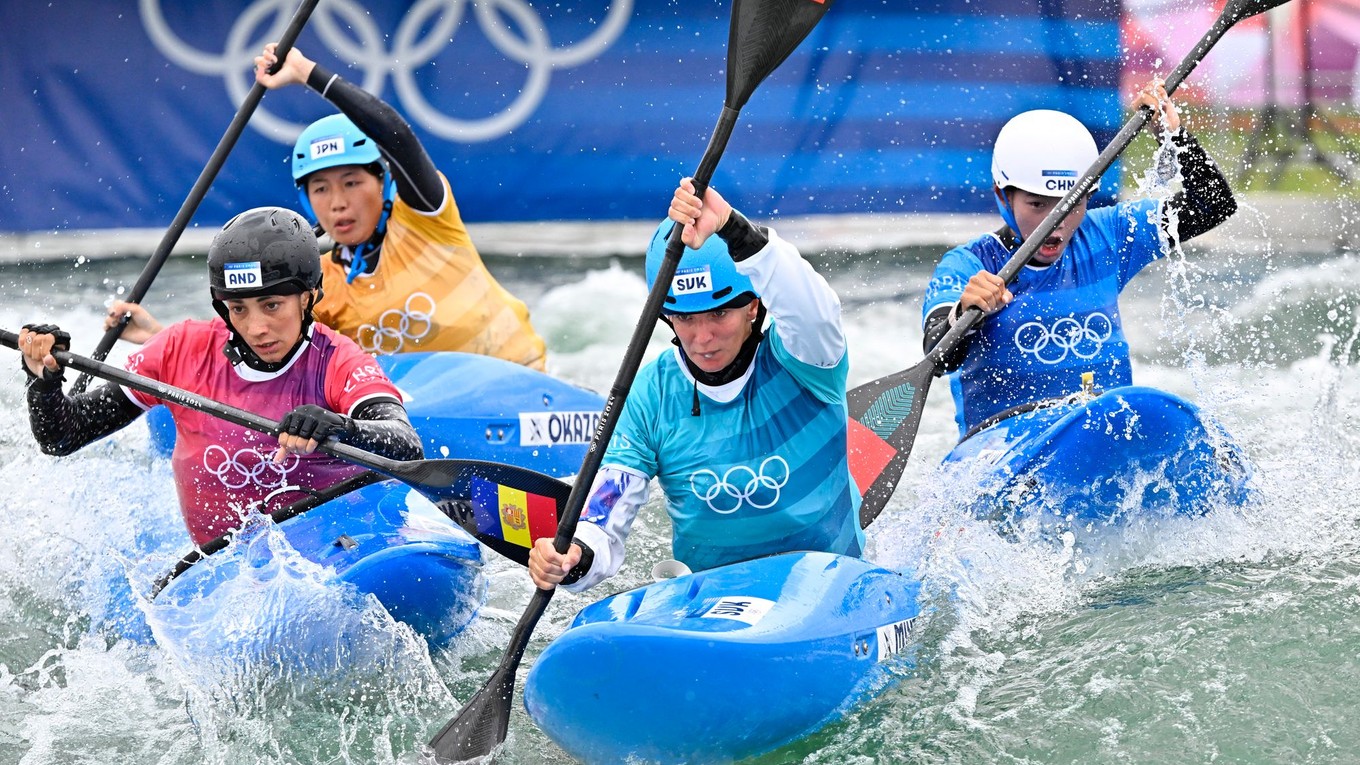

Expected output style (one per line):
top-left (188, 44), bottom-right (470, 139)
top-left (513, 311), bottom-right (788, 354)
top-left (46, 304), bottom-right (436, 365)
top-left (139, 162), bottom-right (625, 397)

top-left (0, 0), bottom-right (1122, 233)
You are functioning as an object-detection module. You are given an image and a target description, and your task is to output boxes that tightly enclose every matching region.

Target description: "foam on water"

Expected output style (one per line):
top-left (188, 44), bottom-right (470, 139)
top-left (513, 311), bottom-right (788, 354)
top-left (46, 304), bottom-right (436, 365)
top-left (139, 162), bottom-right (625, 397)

top-left (1, 220), bottom-right (1358, 762)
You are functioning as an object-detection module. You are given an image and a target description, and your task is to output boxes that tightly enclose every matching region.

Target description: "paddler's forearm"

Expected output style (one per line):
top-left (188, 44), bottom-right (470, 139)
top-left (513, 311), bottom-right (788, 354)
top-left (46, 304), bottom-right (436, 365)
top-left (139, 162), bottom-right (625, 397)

top-left (560, 466), bottom-right (651, 592)
top-left (347, 400), bottom-right (424, 461)
top-left (728, 218), bottom-right (846, 368)
top-left (303, 63), bottom-right (445, 212)
top-left (921, 304), bottom-right (973, 371)
top-left (1164, 130), bottom-right (1237, 242)
top-left (25, 377), bottom-right (140, 456)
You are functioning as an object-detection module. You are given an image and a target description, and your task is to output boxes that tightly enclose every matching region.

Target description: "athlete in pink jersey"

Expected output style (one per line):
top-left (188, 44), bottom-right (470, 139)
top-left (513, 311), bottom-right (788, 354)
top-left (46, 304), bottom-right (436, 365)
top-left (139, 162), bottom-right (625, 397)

top-left (18, 208), bottom-right (422, 545)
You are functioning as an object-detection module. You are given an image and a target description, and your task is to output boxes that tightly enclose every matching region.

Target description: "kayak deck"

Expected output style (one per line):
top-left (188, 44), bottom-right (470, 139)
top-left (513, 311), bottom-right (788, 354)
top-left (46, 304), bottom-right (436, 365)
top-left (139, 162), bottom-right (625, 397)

top-left (944, 385), bottom-right (1253, 528)
top-left (154, 478), bottom-right (484, 654)
top-left (525, 551), bottom-right (922, 764)
top-left (147, 351), bottom-right (604, 478)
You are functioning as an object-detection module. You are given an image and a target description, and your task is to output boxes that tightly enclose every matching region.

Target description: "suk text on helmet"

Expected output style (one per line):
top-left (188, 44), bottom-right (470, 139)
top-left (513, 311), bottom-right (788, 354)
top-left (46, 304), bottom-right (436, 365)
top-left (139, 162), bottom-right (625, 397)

top-left (644, 220), bottom-right (758, 316)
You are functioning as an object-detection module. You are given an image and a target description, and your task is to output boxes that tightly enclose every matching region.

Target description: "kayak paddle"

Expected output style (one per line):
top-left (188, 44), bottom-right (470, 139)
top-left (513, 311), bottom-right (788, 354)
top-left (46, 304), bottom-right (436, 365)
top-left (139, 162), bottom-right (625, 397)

top-left (424, 0), bottom-right (836, 760)
top-left (848, 0), bottom-right (1297, 528)
top-left (1, 328), bottom-right (571, 566)
top-left (73, 0), bottom-right (321, 393)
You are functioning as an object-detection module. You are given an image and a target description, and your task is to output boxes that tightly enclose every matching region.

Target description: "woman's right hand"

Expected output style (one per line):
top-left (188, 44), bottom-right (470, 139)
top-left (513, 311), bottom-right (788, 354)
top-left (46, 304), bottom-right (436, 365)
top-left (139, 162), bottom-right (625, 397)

top-left (104, 300), bottom-right (163, 345)
top-left (959, 270), bottom-right (1012, 316)
top-left (17, 324), bottom-right (69, 379)
top-left (528, 538), bottom-right (583, 591)
top-left (254, 42), bottom-right (316, 90)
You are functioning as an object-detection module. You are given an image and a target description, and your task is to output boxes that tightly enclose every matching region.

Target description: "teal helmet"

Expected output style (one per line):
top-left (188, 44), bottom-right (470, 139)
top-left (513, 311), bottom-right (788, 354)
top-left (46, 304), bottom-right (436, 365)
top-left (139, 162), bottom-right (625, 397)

top-left (645, 220), bottom-right (757, 315)
top-left (291, 114), bottom-right (395, 224)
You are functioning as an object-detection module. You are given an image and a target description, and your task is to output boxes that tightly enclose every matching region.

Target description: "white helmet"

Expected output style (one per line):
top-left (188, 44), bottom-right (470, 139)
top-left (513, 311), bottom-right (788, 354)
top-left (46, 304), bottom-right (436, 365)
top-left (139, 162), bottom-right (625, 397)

top-left (990, 110), bottom-right (1098, 197)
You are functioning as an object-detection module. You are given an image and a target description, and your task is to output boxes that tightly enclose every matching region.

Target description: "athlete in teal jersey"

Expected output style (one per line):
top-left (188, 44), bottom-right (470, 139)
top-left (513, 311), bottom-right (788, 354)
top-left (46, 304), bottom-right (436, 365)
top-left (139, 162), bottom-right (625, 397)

top-left (529, 180), bottom-right (863, 591)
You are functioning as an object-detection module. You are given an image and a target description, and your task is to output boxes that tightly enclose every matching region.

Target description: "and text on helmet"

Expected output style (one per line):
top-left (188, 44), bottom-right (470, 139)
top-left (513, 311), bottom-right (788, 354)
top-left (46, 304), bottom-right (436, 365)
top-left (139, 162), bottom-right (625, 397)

top-left (223, 261), bottom-right (263, 288)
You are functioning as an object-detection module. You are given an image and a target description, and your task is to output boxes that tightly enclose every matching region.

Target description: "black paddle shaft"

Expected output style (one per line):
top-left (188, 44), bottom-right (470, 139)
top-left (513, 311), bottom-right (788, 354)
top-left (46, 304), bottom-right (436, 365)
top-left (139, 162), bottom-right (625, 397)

top-left (73, 0), bottom-right (321, 393)
top-left (850, 0), bottom-right (1296, 529)
top-left (12, 332), bottom-right (401, 472)
top-left (425, 1), bottom-right (835, 761)
top-left (423, 92), bottom-right (743, 765)
top-left (1, 328), bottom-right (570, 516)
top-left (929, 0), bottom-right (1295, 368)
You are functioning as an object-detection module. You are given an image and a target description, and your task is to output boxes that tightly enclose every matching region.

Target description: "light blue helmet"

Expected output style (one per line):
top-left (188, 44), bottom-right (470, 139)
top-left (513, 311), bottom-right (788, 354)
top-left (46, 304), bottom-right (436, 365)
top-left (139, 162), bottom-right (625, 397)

top-left (645, 220), bottom-right (757, 315)
top-left (291, 114), bottom-right (394, 224)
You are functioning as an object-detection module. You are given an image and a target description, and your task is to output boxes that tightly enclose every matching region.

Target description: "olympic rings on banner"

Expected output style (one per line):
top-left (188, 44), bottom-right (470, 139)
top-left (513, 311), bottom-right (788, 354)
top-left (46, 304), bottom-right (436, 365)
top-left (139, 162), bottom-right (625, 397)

top-left (690, 455), bottom-right (791, 515)
top-left (1013, 311), bottom-right (1114, 365)
top-left (140, 0), bottom-right (631, 142)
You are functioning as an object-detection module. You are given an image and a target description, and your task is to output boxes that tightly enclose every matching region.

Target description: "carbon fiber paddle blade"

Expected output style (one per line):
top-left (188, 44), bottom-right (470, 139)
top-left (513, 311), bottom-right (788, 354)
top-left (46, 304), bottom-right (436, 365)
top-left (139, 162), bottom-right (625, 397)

top-left (426, 666), bottom-right (516, 763)
top-left (726, 0), bottom-right (833, 109)
top-left (391, 459), bottom-right (571, 567)
top-left (847, 359), bottom-right (937, 528)
top-left (1227, 0), bottom-right (1293, 23)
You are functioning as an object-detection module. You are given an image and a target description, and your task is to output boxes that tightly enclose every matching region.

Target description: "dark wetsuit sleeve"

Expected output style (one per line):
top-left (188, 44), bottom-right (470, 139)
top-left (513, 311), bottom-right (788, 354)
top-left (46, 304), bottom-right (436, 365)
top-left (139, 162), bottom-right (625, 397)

top-left (26, 376), bottom-right (142, 457)
top-left (718, 209), bottom-right (770, 262)
top-left (305, 64), bottom-right (445, 214)
top-left (1164, 130), bottom-right (1237, 242)
top-left (921, 304), bottom-right (972, 372)
top-left (347, 399), bottom-right (424, 461)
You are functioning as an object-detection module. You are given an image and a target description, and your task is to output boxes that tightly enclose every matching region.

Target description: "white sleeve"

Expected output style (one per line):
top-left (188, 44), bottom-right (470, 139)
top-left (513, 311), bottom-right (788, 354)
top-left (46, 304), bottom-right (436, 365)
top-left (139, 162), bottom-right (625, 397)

top-left (562, 465), bottom-right (653, 593)
top-left (734, 226), bottom-right (846, 368)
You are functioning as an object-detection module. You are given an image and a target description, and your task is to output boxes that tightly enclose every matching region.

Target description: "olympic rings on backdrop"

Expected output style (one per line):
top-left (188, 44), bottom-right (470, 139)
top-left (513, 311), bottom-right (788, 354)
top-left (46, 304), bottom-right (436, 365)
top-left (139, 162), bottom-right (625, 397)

top-left (203, 444), bottom-right (299, 490)
top-left (690, 455), bottom-right (791, 515)
top-left (140, 0), bottom-right (632, 142)
top-left (1013, 311), bottom-right (1114, 365)
top-left (356, 291), bottom-right (435, 354)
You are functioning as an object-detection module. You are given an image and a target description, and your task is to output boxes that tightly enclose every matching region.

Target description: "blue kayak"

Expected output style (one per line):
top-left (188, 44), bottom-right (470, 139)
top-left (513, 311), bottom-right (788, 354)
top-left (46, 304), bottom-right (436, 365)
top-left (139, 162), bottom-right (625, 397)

top-left (943, 385), bottom-right (1253, 528)
top-left (152, 474), bottom-right (484, 654)
top-left (524, 552), bottom-right (922, 764)
top-left (147, 351), bottom-right (604, 478)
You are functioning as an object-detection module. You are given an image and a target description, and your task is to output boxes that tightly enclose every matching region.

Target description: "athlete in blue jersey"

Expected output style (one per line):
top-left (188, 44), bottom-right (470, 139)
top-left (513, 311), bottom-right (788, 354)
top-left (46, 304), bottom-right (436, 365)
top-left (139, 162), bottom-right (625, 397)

top-left (921, 80), bottom-right (1238, 439)
top-left (529, 180), bottom-right (863, 591)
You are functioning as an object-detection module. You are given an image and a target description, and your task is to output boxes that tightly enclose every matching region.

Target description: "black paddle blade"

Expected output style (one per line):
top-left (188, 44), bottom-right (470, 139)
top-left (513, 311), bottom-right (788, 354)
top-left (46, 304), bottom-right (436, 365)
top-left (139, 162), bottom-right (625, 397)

top-left (427, 587), bottom-right (554, 762)
top-left (427, 664), bottom-right (517, 763)
top-left (847, 359), bottom-right (938, 528)
top-left (1225, 0), bottom-right (1294, 24)
top-left (389, 458), bottom-right (572, 567)
top-left (726, 0), bottom-right (833, 109)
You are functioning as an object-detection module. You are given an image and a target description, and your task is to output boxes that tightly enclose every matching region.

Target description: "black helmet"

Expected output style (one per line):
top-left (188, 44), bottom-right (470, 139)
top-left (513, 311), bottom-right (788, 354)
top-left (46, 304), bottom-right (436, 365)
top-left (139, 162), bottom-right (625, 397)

top-left (208, 207), bottom-right (322, 300)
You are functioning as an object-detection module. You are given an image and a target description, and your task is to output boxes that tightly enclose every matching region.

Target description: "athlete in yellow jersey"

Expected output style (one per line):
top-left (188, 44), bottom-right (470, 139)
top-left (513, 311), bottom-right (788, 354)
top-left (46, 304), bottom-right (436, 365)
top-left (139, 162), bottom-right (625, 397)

top-left (108, 43), bottom-right (546, 371)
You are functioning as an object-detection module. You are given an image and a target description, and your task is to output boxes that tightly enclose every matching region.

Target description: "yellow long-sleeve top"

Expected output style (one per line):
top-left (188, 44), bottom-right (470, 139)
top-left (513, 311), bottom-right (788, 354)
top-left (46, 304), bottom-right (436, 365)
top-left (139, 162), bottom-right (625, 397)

top-left (314, 174), bottom-right (546, 371)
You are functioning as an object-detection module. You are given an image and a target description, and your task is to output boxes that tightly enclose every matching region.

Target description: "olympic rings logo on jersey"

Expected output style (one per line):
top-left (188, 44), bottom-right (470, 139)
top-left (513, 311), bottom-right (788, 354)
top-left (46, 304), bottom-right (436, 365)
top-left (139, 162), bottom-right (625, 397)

top-left (356, 292), bottom-right (436, 355)
top-left (689, 455), bottom-right (791, 515)
top-left (1013, 312), bottom-right (1114, 365)
top-left (203, 445), bottom-right (299, 490)
top-left (141, 0), bottom-right (631, 143)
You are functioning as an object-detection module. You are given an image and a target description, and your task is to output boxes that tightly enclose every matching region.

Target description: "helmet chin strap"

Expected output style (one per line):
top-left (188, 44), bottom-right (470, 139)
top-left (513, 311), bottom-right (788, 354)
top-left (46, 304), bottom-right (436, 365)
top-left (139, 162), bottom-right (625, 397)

top-left (338, 175), bottom-right (396, 284)
top-left (668, 302), bottom-right (768, 416)
top-left (214, 291), bottom-right (320, 373)
top-left (994, 185), bottom-right (1022, 240)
